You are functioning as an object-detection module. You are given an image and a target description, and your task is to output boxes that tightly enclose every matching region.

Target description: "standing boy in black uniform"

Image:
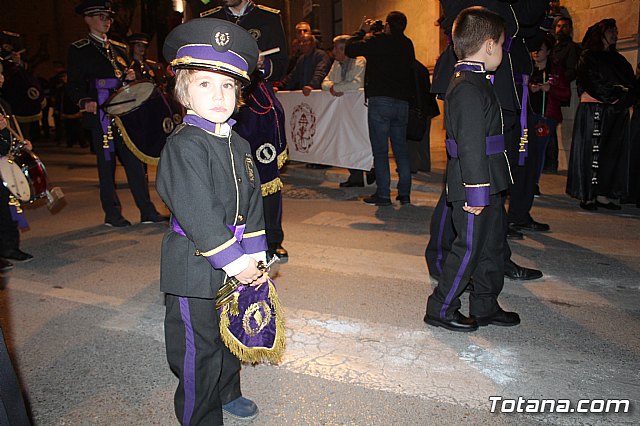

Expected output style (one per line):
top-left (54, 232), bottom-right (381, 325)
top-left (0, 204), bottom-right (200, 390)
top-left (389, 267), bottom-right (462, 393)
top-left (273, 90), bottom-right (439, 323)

top-left (158, 18), bottom-right (267, 425)
top-left (425, 7), bottom-right (520, 332)
top-left (202, 0), bottom-right (290, 262)
top-left (66, 0), bottom-right (165, 227)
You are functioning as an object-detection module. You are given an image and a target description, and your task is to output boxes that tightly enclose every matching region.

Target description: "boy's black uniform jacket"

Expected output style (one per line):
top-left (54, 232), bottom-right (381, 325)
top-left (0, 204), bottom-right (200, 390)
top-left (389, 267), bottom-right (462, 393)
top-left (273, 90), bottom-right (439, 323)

top-left (156, 123), bottom-right (266, 298)
top-left (444, 68), bottom-right (511, 204)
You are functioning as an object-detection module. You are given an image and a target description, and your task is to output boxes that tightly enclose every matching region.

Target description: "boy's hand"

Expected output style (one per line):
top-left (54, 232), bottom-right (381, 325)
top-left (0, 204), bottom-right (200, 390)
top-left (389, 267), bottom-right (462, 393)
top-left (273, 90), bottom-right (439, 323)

top-left (234, 258), bottom-right (265, 285)
top-left (463, 204), bottom-right (484, 215)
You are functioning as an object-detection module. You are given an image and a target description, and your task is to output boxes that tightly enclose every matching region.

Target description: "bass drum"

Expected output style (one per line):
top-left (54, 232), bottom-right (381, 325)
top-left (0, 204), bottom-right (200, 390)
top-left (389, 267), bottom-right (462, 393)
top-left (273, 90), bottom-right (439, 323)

top-left (0, 149), bottom-right (48, 203)
top-left (104, 81), bottom-right (181, 165)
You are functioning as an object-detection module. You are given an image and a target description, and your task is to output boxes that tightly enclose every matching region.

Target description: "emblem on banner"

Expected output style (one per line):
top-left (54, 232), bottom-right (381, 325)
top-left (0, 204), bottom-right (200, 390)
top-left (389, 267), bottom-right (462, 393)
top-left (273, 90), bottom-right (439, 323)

top-left (290, 103), bottom-right (316, 153)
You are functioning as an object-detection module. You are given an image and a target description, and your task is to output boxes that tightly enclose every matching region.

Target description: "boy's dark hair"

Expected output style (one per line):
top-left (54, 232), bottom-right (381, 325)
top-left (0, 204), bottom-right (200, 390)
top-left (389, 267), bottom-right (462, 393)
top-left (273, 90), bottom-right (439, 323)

top-left (386, 11), bottom-right (407, 35)
top-left (452, 7), bottom-right (505, 60)
top-left (581, 18), bottom-right (617, 52)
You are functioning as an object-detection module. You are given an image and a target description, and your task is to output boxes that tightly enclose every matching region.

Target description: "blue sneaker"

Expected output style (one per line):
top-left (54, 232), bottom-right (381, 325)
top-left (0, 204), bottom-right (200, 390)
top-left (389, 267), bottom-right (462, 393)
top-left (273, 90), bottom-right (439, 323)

top-left (222, 396), bottom-right (259, 421)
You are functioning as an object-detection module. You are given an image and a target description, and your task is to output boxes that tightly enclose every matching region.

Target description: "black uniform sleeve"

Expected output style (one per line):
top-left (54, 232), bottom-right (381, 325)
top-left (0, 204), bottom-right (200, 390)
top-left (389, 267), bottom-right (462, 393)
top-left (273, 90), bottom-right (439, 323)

top-left (261, 13), bottom-right (289, 81)
top-left (66, 45), bottom-right (90, 106)
top-left (447, 82), bottom-right (491, 205)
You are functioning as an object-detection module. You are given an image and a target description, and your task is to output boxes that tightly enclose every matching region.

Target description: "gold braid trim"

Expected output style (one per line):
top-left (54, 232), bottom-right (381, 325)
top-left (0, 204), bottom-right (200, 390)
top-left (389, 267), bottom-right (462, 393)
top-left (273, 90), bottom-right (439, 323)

top-left (261, 177), bottom-right (283, 197)
top-left (218, 278), bottom-right (286, 364)
top-left (277, 148), bottom-right (289, 170)
top-left (115, 116), bottom-right (159, 165)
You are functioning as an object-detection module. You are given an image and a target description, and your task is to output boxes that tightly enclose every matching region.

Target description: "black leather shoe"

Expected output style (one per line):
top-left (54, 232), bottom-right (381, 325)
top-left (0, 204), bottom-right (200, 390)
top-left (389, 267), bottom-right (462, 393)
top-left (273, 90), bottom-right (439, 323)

top-left (395, 195), bottom-right (410, 205)
top-left (580, 201), bottom-right (597, 211)
top-left (0, 258), bottom-right (14, 272)
top-left (141, 213), bottom-right (170, 224)
top-left (507, 225), bottom-right (524, 240)
top-left (504, 260), bottom-right (543, 280)
top-left (104, 217), bottom-right (132, 227)
top-left (472, 309), bottom-right (521, 327)
top-left (363, 195), bottom-right (392, 206)
top-left (424, 311), bottom-right (478, 332)
top-left (0, 249), bottom-right (33, 263)
top-left (510, 220), bottom-right (550, 232)
top-left (339, 180), bottom-right (364, 188)
top-left (596, 201), bottom-right (621, 210)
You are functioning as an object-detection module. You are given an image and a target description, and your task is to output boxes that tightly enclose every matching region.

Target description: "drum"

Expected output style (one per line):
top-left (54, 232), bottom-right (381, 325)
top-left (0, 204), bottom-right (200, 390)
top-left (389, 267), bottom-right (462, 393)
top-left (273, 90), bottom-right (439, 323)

top-left (0, 149), bottom-right (48, 203)
top-left (103, 81), bottom-right (181, 165)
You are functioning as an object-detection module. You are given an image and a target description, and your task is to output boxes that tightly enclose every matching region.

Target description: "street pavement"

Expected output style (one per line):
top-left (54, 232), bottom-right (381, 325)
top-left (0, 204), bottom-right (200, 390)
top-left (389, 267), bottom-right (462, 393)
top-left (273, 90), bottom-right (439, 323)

top-left (0, 140), bottom-right (639, 425)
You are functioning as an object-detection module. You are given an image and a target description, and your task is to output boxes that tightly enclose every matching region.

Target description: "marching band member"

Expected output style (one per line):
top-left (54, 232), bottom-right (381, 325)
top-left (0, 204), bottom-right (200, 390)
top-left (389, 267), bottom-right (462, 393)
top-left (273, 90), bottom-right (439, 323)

top-left (0, 64), bottom-right (33, 270)
top-left (66, 0), bottom-right (166, 227)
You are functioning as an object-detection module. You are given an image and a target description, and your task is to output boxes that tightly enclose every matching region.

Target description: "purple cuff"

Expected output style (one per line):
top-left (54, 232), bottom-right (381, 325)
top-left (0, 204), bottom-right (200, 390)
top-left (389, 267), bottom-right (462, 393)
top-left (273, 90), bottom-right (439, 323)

top-left (465, 186), bottom-right (490, 207)
top-left (240, 234), bottom-right (268, 254)
top-left (205, 241), bottom-right (246, 269)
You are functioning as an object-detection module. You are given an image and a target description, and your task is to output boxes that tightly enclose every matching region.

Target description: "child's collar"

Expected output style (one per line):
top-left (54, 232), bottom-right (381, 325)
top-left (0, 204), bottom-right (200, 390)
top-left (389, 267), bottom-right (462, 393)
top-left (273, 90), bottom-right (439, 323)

top-left (454, 60), bottom-right (486, 73)
top-left (183, 111), bottom-right (236, 137)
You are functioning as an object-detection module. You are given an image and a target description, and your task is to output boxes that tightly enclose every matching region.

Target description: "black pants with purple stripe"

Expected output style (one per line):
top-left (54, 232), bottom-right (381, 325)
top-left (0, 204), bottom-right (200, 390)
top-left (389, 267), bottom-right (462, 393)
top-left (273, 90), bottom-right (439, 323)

top-left (165, 294), bottom-right (241, 425)
top-left (426, 194), bottom-right (505, 320)
top-left (425, 189), bottom-right (511, 279)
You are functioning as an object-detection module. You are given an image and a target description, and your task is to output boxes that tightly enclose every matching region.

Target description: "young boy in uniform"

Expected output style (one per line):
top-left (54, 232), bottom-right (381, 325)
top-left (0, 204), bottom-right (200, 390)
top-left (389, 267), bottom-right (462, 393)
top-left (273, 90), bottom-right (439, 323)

top-left (157, 18), bottom-right (267, 424)
top-left (424, 7), bottom-right (520, 332)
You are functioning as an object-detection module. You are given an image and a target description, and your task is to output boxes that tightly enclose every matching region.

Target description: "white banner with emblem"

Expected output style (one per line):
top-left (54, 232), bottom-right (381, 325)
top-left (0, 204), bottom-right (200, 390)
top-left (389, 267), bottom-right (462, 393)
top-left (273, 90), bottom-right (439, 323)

top-left (276, 89), bottom-right (373, 170)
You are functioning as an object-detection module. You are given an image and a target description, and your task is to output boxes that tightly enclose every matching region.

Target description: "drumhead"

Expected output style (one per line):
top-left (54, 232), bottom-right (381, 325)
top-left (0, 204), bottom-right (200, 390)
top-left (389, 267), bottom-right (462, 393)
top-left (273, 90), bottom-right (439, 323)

top-left (0, 157), bottom-right (32, 202)
top-left (103, 81), bottom-right (155, 116)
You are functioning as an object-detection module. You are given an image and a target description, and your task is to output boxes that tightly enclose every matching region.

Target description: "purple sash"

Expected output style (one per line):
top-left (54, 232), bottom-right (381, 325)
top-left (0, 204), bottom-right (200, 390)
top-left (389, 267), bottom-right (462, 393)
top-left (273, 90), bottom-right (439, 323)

top-left (514, 73), bottom-right (530, 166)
top-left (445, 135), bottom-right (505, 158)
top-left (93, 78), bottom-right (120, 161)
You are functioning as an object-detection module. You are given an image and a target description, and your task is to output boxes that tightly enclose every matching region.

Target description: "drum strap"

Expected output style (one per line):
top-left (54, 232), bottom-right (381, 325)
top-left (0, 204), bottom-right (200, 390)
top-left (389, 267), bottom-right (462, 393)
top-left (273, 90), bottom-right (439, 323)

top-left (93, 78), bottom-right (120, 161)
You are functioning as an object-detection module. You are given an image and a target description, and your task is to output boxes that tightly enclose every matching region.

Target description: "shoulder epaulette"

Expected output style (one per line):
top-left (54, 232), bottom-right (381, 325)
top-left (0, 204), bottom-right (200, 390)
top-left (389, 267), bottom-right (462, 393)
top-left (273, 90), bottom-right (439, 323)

top-left (109, 39), bottom-right (127, 49)
top-left (173, 122), bottom-right (188, 135)
top-left (200, 6), bottom-right (223, 17)
top-left (256, 4), bottom-right (280, 14)
top-left (145, 59), bottom-right (157, 65)
top-left (72, 38), bottom-right (90, 48)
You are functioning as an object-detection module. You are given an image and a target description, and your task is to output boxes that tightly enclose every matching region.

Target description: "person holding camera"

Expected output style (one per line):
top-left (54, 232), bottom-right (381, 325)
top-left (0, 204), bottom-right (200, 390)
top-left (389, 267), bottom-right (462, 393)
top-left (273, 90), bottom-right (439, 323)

top-left (345, 11), bottom-right (416, 206)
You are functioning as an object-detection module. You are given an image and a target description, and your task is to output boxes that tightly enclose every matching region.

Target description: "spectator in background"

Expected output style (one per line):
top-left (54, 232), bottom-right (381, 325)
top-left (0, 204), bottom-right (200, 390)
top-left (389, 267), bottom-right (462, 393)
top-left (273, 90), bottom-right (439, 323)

top-left (280, 33), bottom-right (330, 95)
top-left (566, 18), bottom-right (637, 211)
top-left (546, 16), bottom-right (581, 173)
top-left (529, 32), bottom-right (570, 194)
top-left (322, 35), bottom-right (368, 187)
top-left (345, 11), bottom-right (416, 206)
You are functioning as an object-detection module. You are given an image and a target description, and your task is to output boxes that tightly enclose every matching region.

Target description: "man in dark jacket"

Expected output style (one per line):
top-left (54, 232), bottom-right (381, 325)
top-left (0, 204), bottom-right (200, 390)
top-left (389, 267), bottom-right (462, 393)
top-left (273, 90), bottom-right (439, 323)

top-left (345, 11), bottom-right (416, 206)
top-left (280, 33), bottom-right (331, 95)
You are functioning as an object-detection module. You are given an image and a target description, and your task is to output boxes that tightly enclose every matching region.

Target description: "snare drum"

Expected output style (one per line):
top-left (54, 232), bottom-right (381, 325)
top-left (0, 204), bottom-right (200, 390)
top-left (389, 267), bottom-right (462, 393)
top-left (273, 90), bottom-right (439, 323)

top-left (103, 81), bottom-right (181, 165)
top-left (0, 149), bottom-right (48, 203)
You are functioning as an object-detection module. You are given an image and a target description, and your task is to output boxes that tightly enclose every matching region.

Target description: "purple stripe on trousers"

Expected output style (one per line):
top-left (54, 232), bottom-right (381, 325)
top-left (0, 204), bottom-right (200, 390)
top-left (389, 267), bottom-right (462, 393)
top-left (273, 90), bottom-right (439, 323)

top-left (179, 297), bottom-right (196, 425)
top-left (440, 212), bottom-right (475, 319)
top-left (435, 202), bottom-right (450, 275)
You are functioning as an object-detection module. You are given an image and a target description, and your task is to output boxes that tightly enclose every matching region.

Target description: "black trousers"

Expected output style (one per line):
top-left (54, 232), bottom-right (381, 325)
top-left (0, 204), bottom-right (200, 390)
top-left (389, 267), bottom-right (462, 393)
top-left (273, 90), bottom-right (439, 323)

top-left (165, 294), bottom-right (241, 426)
top-left (504, 109), bottom-right (538, 225)
top-left (263, 190), bottom-right (284, 249)
top-left (426, 195), bottom-right (505, 319)
top-left (0, 327), bottom-right (31, 426)
top-left (0, 186), bottom-right (19, 253)
top-left (89, 126), bottom-right (157, 221)
top-left (425, 188), bottom-right (511, 279)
